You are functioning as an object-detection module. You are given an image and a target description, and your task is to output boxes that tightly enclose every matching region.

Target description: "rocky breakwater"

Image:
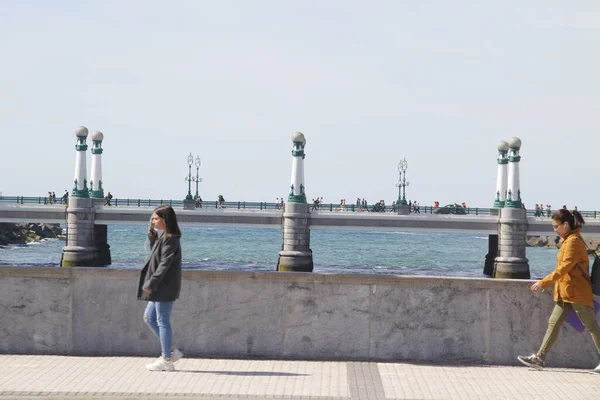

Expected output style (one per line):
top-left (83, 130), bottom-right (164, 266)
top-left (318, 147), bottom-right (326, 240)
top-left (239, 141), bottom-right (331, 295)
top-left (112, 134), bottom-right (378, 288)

top-left (527, 235), bottom-right (600, 252)
top-left (0, 223), bottom-right (63, 246)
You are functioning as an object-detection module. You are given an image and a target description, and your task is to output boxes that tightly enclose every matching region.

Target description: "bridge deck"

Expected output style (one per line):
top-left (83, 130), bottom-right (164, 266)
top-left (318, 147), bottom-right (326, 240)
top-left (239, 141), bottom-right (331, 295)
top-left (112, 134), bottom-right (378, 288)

top-left (2, 203), bottom-right (599, 236)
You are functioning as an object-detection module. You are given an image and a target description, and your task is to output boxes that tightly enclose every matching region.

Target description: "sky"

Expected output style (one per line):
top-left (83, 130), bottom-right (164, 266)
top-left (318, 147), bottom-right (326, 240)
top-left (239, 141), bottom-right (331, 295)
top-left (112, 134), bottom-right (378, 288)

top-left (1, 1), bottom-right (599, 210)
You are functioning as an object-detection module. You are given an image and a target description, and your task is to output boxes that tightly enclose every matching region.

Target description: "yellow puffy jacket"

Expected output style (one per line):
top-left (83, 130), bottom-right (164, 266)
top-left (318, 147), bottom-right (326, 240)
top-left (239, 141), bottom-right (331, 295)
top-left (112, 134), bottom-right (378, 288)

top-left (539, 229), bottom-right (593, 307)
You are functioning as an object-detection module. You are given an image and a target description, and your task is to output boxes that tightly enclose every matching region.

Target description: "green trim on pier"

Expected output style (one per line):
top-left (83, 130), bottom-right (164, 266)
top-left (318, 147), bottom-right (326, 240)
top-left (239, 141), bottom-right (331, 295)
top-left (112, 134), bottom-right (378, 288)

top-left (72, 189), bottom-right (90, 198)
top-left (504, 189), bottom-right (522, 208)
top-left (91, 140), bottom-right (103, 154)
top-left (287, 194), bottom-right (307, 203)
top-left (292, 149), bottom-right (305, 157)
top-left (288, 183), bottom-right (307, 203)
top-left (72, 179), bottom-right (90, 198)
top-left (89, 180), bottom-right (104, 198)
top-left (89, 190), bottom-right (105, 198)
top-left (493, 191), bottom-right (504, 208)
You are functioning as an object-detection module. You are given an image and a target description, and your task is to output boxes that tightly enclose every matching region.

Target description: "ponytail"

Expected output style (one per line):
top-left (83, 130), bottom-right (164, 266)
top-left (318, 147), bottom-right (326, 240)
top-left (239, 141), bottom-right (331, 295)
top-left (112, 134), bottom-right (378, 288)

top-left (572, 210), bottom-right (585, 229)
top-left (552, 208), bottom-right (585, 230)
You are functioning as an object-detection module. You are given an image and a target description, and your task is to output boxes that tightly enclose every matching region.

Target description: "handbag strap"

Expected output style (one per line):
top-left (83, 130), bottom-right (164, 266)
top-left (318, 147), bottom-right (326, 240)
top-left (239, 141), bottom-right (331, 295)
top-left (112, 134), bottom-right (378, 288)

top-left (577, 234), bottom-right (599, 258)
top-left (575, 235), bottom-right (594, 287)
top-left (575, 263), bottom-right (593, 286)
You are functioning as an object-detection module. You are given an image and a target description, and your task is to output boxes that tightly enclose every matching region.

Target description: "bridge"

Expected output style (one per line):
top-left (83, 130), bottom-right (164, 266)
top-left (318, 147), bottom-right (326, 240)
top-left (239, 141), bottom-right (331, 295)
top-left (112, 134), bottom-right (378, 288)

top-left (2, 130), bottom-right (587, 278)
top-left (2, 200), bottom-right (600, 236)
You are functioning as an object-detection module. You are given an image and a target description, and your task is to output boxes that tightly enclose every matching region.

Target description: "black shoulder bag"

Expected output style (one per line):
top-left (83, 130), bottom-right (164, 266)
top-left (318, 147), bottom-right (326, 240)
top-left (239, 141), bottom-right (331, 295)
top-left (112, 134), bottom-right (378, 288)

top-left (576, 236), bottom-right (600, 296)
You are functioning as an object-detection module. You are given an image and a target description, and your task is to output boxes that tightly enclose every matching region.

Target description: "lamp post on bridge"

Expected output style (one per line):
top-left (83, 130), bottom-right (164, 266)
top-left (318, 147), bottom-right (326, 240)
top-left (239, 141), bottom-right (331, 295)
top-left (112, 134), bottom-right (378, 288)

top-left (395, 158), bottom-right (410, 214)
top-left (184, 153), bottom-right (194, 201)
top-left (193, 155), bottom-right (202, 199)
top-left (183, 153), bottom-right (196, 210)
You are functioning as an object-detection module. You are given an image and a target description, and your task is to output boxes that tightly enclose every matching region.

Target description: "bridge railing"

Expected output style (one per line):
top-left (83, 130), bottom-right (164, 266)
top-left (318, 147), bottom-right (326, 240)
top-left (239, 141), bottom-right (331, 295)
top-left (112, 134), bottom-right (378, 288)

top-left (0, 196), bottom-right (70, 205)
top-left (1, 195), bottom-right (598, 218)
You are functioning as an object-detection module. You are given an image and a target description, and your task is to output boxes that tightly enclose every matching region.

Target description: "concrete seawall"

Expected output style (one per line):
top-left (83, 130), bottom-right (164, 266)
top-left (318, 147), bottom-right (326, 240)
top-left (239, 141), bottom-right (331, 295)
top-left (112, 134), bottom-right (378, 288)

top-left (1, 267), bottom-right (598, 368)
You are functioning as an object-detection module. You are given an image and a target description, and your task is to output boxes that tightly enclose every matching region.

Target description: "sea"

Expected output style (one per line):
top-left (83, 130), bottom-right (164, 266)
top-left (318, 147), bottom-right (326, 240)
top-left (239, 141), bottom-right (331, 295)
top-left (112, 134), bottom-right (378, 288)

top-left (0, 225), bottom-right (560, 279)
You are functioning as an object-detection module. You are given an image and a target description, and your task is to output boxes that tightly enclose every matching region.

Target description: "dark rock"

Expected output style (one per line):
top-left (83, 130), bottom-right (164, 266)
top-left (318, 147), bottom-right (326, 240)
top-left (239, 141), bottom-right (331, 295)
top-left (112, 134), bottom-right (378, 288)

top-left (0, 223), bottom-right (63, 245)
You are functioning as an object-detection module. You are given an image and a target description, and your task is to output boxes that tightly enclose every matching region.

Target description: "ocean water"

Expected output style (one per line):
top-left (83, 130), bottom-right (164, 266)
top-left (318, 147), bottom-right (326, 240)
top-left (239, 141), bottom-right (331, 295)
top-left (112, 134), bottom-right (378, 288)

top-left (0, 225), bottom-right (559, 279)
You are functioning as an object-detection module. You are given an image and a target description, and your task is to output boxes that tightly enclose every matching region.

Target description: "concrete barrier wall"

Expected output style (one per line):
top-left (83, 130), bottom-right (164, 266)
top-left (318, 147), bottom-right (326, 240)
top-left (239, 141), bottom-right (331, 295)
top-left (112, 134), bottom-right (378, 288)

top-left (1, 267), bottom-right (598, 368)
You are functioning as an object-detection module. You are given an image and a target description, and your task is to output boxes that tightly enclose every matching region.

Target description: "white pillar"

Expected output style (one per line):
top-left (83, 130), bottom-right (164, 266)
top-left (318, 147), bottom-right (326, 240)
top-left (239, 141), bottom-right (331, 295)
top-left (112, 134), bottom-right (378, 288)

top-left (494, 141), bottom-right (509, 207)
top-left (89, 131), bottom-right (104, 198)
top-left (288, 132), bottom-right (306, 203)
top-left (505, 137), bottom-right (522, 208)
top-left (72, 126), bottom-right (89, 198)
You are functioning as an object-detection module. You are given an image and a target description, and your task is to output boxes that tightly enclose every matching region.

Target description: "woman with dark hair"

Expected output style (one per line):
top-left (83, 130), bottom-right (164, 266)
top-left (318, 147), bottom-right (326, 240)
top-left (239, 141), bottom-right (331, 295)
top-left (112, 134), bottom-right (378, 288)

top-left (518, 209), bottom-right (600, 372)
top-left (138, 205), bottom-right (183, 371)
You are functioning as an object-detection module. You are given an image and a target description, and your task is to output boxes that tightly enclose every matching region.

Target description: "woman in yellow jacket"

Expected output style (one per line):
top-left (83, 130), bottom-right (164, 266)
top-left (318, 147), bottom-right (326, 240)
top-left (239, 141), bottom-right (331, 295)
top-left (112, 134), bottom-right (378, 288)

top-left (518, 209), bottom-right (600, 372)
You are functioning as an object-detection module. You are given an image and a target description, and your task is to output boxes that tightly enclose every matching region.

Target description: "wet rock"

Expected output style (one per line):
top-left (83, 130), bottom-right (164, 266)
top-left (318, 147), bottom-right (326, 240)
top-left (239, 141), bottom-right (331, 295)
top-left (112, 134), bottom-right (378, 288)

top-left (0, 223), bottom-right (62, 245)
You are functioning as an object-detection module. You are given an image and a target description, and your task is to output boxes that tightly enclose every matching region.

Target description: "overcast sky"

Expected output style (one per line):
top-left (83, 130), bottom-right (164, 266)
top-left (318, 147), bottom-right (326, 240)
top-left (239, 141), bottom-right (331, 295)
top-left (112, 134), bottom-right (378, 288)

top-left (1, 1), bottom-right (599, 209)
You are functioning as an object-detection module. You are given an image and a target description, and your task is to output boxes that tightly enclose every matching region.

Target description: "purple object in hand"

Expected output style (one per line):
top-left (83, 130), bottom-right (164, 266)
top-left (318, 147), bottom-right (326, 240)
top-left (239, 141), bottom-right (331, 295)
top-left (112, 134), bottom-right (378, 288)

top-left (566, 300), bottom-right (600, 332)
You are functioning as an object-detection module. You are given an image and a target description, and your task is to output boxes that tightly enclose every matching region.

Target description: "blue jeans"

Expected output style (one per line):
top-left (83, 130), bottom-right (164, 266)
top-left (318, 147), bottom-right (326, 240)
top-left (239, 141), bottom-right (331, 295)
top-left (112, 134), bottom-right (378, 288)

top-left (143, 301), bottom-right (174, 358)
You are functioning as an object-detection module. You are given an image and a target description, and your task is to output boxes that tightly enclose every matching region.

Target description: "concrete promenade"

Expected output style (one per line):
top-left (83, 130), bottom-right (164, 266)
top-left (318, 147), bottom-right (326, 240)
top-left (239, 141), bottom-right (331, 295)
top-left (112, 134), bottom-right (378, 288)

top-left (0, 355), bottom-right (598, 400)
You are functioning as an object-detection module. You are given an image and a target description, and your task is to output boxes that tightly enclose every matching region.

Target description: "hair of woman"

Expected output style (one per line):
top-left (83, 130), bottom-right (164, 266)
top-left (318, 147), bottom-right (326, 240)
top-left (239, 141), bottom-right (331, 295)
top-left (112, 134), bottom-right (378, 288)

top-left (552, 208), bottom-right (585, 230)
top-left (153, 205), bottom-right (182, 237)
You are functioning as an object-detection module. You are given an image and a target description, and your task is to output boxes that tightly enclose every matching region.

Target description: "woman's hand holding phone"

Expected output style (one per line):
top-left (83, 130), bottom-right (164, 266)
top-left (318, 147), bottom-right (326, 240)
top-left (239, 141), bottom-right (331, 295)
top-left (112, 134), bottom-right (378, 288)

top-left (148, 220), bottom-right (158, 240)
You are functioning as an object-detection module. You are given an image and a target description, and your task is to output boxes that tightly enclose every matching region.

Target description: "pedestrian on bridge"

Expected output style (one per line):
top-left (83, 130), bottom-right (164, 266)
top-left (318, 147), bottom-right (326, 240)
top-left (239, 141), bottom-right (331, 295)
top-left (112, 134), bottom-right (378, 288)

top-left (104, 192), bottom-right (113, 206)
top-left (518, 209), bottom-right (600, 373)
top-left (138, 205), bottom-right (184, 372)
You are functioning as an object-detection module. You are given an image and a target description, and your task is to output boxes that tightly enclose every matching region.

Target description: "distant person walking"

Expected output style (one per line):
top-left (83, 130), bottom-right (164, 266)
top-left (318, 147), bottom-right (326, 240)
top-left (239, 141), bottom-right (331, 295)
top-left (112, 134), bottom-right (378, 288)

top-left (311, 197), bottom-right (320, 211)
top-left (138, 205), bottom-right (184, 371)
top-left (413, 201), bottom-right (420, 214)
top-left (104, 192), bottom-right (113, 206)
top-left (517, 209), bottom-right (600, 373)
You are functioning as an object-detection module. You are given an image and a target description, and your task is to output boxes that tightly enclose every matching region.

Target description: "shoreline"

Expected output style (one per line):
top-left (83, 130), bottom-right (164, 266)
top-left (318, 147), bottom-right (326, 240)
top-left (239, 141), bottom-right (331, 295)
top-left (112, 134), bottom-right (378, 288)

top-left (527, 235), bottom-right (600, 251)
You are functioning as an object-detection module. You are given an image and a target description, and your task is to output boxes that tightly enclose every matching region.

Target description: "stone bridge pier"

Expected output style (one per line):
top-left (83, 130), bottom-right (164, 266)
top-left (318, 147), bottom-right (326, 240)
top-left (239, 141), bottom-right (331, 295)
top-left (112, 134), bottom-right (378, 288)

top-left (277, 132), bottom-right (313, 272)
top-left (60, 126), bottom-right (111, 267)
top-left (493, 137), bottom-right (529, 279)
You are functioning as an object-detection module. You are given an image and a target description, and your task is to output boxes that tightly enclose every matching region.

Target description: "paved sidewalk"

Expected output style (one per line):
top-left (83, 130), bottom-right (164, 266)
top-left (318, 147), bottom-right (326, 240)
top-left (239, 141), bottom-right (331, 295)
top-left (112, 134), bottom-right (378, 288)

top-left (0, 355), bottom-right (598, 400)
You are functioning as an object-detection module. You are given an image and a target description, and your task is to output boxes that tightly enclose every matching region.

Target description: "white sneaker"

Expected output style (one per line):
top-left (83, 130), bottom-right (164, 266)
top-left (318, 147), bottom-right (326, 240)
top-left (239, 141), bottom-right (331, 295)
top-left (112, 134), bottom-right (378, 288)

top-left (171, 348), bottom-right (184, 363)
top-left (146, 357), bottom-right (174, 371)
top-left (591, 363), bottom-right (600, 374)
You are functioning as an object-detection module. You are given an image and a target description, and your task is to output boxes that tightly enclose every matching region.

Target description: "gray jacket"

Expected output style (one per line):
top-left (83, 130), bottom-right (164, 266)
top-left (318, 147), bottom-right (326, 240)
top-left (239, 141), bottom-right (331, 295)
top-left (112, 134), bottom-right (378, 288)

top-left (137, 234), bottom-right (182, 302)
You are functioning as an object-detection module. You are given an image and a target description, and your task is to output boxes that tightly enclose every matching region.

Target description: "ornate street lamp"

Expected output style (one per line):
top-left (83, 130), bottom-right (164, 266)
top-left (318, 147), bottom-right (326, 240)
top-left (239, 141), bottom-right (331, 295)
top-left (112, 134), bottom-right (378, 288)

top-left (184, 152), bottom-right (194, 200)
top-left (395, 158), bottom-right (409, 206)
top-left (193, 155), bottom-right (202, 199)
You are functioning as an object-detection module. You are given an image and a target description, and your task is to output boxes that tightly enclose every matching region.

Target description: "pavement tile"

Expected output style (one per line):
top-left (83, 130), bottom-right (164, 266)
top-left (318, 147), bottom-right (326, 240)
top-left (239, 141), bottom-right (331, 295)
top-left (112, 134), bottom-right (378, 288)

top-left (377, 362), bottom-right (600, 400)
top-left (0, 356), bottom-right (599, 399)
